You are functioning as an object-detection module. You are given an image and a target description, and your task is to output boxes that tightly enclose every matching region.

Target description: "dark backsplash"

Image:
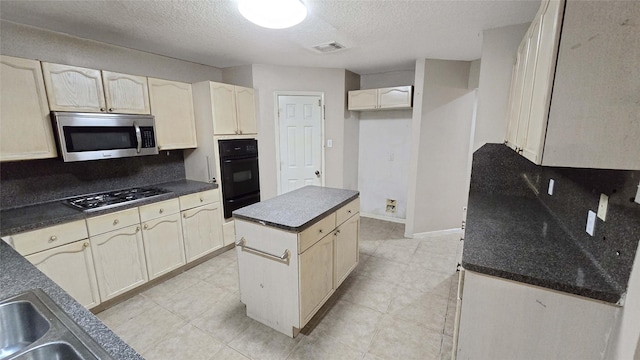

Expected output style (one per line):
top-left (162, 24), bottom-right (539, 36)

top-left (1, 151), bottom-right (186, 209)
top-left (470, 144), bottom-right (640, 290)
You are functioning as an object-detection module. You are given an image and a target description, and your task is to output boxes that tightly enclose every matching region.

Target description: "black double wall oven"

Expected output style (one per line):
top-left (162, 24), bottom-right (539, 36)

top-left (218, 138), bottom-right (260, 219)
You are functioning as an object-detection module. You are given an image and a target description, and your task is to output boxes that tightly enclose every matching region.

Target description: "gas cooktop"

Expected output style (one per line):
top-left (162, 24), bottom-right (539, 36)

top-left (66, 187), bottom-right (170, 212)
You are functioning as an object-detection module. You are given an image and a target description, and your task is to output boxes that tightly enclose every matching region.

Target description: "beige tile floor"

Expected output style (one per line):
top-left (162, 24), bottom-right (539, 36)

top-left (96, 217), bottom-right (461, 360)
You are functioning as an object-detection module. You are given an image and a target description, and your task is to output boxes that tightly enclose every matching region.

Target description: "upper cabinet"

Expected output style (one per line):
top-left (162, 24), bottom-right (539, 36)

top-left (1, 55), bottom-right (58, 162)
top-left (348, 86), bottom-right (413, 111)
top-left (148, 78), bottom-right (197, 150)
top-left (505, 0), bottom-right (640, 170)
top-left (41, 62), bottom-right (150, 114)
top-left (208, 82), bottom-right (257, 135)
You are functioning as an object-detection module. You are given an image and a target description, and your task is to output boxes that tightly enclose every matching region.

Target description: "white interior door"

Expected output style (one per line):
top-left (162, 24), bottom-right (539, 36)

top-left (277, 95), bottom-right (323, 194)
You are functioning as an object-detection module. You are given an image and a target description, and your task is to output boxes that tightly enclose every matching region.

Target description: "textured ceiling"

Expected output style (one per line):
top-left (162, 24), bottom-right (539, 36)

top-left (0, 0), bottom-right (540, 75)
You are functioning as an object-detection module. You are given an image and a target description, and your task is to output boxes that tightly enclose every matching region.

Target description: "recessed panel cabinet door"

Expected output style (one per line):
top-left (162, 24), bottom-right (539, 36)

top-left (148, 77), bottom-right (197, 150)
top-left (142, 213), bottom-right (186, 279)
top-left (378, 86), bottom-right (412, 109)
top-left (181, 203), bottom-right (223, 262)
top-left (210, 82), bottom-right (237, 135)
top-left (299, 234), bottom-right (334, 325)
top-left (90, 224), bottom-right (148, 301)
top-left (42, 62), bottom-right (106, 112)
top-left (0, 55), bottom-right (57, 161)
top-left (102, 71), bottom-right (150, 114)
top-left (26, 240), bottom-right (101, 309)
top-left (348, 89), bottom-right (378, 110)
top-left (235, 86), bottom-right (257, 134)
top-left (334, 215), bottom-right (359, 288)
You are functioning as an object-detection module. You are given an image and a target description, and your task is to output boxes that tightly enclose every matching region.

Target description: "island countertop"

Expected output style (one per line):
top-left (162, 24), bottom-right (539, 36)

top-left (232, 186), bottom-right (359, 232)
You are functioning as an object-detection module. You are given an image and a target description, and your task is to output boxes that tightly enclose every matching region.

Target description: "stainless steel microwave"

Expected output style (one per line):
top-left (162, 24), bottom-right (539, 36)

top-left (51, 111), bottom-right (159, 162)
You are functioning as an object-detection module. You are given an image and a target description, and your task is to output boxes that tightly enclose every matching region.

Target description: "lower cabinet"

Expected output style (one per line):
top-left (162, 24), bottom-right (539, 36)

top-left (181, 202), bottom-right (224, 262)
top-left (25, 240), bottom-right (100, 309)
top-left (141, 213), bottom-right (185, 279)
top-left (90, 224), bottom-right (148, 301)
top-left (334, 215), bottom-right (359, 288)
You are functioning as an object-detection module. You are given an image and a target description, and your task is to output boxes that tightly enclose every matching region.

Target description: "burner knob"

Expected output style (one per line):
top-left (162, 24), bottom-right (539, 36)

top-left (49, 235), bottom-right (57, 243)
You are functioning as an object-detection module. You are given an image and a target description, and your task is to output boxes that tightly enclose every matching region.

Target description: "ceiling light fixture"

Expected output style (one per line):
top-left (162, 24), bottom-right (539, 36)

top-left (238, 0), bottom-right (307, 29)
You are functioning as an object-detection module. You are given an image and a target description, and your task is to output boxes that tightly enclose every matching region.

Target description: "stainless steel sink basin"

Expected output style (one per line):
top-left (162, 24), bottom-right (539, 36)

top-left (0, 290), bottom-right (113, 360)
top-left (0, 301), bottom-right (50, 358)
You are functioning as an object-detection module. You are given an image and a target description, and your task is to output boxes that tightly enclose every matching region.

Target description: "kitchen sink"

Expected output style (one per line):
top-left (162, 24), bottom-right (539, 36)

top-left (0, 301), bottom-right (50, 358)
top-left (0, 290), bottom-right (113, 360)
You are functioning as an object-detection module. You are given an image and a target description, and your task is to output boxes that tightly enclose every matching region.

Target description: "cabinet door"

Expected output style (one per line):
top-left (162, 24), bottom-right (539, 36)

top-left (235, 86), bottom-right (257, 134)
top-left (522, 0), bottom-right (564, 164)
top-left (210, 82), bottom-right (238, 135)
top-left (90, 224), bottom-right (148, 301)
top-left (0, 56), bottom-right (57, 162)
top-left (102, 71), bottom-right (150, 114)
top-left (334, 215), bottom-right (359, 288)
top-left (142, 213), bottom-right (186, 279)
top-left (26, 240), bottom-right (101, 309)
top-left (148, 78), bottom-right (197, 150)
top-left (299, 233), bottom-right (334, 325)
top-left (181, 202), bottom-right (224, 262)
top-left (516, 21), bottom-right (542, 154)
top-left (348, 89), bottom-right (378, 110)
top-left (378, 86), bottom-right (412, 109)
top-left (41, 62), bottom-right (106, 112)
top-left (504, 61), bottom-right (521, 149)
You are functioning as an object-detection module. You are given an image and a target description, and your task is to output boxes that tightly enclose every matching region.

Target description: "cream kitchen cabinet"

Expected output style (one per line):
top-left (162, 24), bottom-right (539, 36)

top-left (148, 78), bottom-right (198, 150)
top-left (348, 86), bottom-right (413, 111)
top-left (180, 190), bottom-right (224, 262)
top-left (235, 192), bottom-right (360, 337)
top-left (88, 209), bottom-right (148, 301)
top-left (197, 81), bottom-right (257, 135)
top-left (6, 219), bottom-right (101, 309)
top-left (41, 62), bottom-right (150, 114)
top-left (504, 0), bottom-right (640, 170)
top-left (0, 55), bottom-right (57, 162)
top-left (139, 199), bottom-right (186, 280)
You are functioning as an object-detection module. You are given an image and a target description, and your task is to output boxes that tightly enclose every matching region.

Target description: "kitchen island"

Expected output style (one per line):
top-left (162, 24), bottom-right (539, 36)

top-left (233, 185), bottom-right (359, 337)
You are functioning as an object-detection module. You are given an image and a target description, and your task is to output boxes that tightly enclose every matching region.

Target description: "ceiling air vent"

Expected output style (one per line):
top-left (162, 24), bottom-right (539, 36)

top-left (312, 41), bottom-right (346, 53)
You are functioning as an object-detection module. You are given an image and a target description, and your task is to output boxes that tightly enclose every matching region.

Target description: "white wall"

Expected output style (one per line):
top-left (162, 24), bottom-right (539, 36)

top-left (343, 71), bottom-right (361, 192)
top-left (0, 21), bottom-right (222, 83)
top-left (250, 64), bottom-right (354, 200)
top-left (221, 65), bottom-right (253, 88)
top-left (473, 22), bottom-right (530, 151)
top-left (468, 59), bottom-right (481, 89)
top-left (406, 59), bottom-right (474, 237)
top-left (357, 70), bottom-right (415, 221)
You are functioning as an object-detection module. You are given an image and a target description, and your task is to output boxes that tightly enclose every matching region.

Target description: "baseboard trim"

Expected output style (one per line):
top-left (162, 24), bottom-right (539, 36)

top-left (405, 228), bottom-right (463, 239)
top-left (361, 212), bottom-right (406, 224)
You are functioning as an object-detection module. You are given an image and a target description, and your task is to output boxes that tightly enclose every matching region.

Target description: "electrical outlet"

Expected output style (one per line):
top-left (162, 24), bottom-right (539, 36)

top-left (597, 194), bottom-right (608, 221)
top-left (548, 179), bottom-right (555, 196)
top-left (586, 210), bottom-right (596, 236)
top-left (386, 199), bottom-right (396, 213)
top-left (327, 139), bottom-right (333, 148)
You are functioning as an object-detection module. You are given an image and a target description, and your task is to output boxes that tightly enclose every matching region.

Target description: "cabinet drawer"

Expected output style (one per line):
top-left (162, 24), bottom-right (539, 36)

top-left (139, 198), bottom-right (180, 222)
top-left (298, 213), bottom-right (336, 254)
top-left (336, 198), bottom-right (360, 226)
top-left (179, 189), bottom-right (219, 210)
top-left (11, 220), bottom-right (88, 256)
top-left (87, 208), bottom-right (140, 236)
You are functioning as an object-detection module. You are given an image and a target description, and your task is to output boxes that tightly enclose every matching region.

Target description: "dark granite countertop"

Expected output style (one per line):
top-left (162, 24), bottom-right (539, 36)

top-left (0, 240), bottom-right (143, 359)
top-left (1, 180), bottom-right (217, 236)
top-left (462, 193), bottom-right (622, 304)
top-left (233, 185), bottom-right (359, 232)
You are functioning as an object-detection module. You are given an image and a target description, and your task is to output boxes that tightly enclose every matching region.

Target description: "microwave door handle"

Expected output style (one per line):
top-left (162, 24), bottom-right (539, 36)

top-left (134, 122), bottom-right (142, 153)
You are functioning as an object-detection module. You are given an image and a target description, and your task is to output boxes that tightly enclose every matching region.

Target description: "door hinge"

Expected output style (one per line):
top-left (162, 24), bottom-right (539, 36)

top-left (318, 99), bottom-right (321, 106)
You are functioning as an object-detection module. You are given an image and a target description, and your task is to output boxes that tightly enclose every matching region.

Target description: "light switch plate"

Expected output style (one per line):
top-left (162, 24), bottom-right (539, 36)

top-left (586, 210), bottom-right (596, 236)
top-left (597, 194), bottom-right (608, 221)
top-left (548, 179), bottom-right (555, 196)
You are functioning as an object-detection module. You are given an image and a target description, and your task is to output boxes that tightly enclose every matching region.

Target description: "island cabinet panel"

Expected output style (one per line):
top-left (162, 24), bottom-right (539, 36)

top-left (457, 271), bottom-right (620, 360)
top-left (299, 234), bottom-right (334, 325)
top-left (334, 215), bottom-right (359, 288)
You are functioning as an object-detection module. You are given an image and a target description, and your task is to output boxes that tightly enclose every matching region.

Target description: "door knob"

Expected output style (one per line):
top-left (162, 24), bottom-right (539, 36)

top-left (315, 170), bottom-right (320, 177)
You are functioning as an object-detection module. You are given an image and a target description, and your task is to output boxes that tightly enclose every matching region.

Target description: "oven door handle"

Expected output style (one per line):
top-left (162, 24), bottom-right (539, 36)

top-left (134, 121), bottom-right (142, 153)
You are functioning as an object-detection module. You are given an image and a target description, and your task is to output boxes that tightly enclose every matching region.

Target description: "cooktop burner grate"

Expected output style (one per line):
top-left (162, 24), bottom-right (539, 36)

top-left (66, 187), bottom-right (170, 212)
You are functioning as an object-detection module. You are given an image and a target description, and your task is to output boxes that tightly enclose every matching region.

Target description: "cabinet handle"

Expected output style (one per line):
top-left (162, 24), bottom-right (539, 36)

top-left (239, 130), bottom-right (243, 134)
top-left (113, 219), bottom-right (119, 225)
top-left (318, 229), bottom-right (323, 234)
top-left (83, 242), bottom-right (89, 248)
top-left (200, 197), bottom-right (204, 202)
top-left (236, 237), bottom-right (290, 262)
top-left (335, 230), bottom-right (341, 235)
top-left (347, 210), bottom-right (352, 214)
top-left (108, 108), bottom-right (114, 112)
top-left (100, 107), bottom-right (106, 112)
top-left (159, 208), bottom-right (164, 214)
top-left (48, 235), bottom-right (57, 243)
top-left (143, 224), bottom-right (149, 230)
top-left (136, 226), bottom-right (140, 232)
